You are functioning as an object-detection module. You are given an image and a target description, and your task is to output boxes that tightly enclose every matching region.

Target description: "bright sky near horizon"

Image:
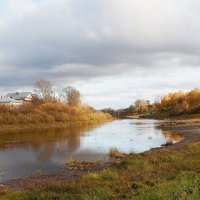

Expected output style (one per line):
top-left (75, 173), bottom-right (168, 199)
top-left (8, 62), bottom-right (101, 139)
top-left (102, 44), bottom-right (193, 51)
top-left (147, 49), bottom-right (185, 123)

top-left (0, 0), bottom-right (200, 109)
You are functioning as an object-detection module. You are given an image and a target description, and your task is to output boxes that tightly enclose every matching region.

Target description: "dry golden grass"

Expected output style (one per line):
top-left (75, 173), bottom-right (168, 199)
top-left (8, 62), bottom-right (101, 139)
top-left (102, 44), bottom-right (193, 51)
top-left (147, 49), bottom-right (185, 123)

top-left (0, 102), bottom-right (112, 126)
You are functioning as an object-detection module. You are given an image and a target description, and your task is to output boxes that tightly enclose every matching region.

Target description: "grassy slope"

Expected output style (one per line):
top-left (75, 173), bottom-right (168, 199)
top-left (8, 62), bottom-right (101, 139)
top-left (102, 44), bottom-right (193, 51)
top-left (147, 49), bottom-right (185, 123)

top-left (0, 102), bottom-right (112, 131)
top-left (1, 144), bottom-right (200, 200)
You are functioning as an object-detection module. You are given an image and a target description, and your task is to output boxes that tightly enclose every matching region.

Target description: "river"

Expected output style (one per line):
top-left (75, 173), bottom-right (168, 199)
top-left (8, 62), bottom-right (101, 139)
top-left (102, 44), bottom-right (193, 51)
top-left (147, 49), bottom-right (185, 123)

top-left (0, 119), bottom-right (181, 182)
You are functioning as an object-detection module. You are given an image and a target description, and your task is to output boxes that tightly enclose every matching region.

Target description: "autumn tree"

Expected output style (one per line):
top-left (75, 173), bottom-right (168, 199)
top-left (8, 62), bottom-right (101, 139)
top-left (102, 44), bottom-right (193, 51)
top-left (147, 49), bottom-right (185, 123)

top-left (34, 80), bottom-right (54, 101)
top-left (63, 86), bottom-right (81, 106)
top-left (187, 89), bottom-right (200, 112)
top-left (134, 99), bottom-right (150, 113)
top-left (156, 89), bottom-right (200, 115)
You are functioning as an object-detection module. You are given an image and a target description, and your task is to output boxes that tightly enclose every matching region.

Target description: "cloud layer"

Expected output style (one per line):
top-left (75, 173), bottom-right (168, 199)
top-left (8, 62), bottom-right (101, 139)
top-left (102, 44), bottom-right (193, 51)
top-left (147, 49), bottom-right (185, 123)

top-left (0, 0), bottom-right (200, 107)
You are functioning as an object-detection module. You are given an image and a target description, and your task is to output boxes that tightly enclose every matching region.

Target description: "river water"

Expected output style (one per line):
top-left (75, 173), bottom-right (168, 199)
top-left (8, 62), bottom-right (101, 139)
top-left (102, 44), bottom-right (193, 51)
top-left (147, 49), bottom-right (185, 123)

top-left (0, 119), bottom-right (181, 182)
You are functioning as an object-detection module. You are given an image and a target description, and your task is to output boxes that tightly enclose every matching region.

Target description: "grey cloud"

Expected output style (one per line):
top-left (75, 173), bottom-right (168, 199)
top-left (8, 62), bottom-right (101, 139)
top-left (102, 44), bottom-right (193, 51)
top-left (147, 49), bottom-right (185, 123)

top-left (0, 0), bottom-right (200, 87)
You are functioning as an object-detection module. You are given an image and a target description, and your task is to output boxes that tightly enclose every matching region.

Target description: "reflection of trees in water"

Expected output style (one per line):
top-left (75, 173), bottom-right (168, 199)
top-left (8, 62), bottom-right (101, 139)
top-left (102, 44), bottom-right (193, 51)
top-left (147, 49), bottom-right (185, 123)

top-left (35, 132), bottom-right (81, 162)
top-left (0, 124), bottom-right (100, 162)
top-left (36, 144), bottom-right (55, 162)
top-left (155, 124), bottom-right (184, 142)
top-left (162, 131), bottom-right (184, 143)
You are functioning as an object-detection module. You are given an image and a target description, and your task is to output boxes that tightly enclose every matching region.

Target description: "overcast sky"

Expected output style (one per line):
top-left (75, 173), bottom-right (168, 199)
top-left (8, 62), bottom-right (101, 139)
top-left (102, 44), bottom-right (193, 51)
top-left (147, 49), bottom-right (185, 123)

top-left (0, 0), bottom-right (200, 109)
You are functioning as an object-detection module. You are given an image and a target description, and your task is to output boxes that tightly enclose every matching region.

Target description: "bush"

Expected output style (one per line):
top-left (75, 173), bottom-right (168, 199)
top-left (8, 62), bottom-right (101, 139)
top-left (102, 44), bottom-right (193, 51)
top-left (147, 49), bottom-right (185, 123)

top-left (0, 102), bottom-right (112, 126)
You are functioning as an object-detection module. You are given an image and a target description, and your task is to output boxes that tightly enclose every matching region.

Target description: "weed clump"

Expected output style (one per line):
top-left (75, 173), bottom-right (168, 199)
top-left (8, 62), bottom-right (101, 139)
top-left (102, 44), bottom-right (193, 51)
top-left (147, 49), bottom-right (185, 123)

top-left (109, 148), bottom-right (126, 159)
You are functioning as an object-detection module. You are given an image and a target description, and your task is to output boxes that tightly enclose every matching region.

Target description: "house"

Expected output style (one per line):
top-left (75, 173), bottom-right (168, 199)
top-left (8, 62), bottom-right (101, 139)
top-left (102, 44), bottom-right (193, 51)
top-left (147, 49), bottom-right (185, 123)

top-left (0, 92), bottom-right (33, 106)
top-left (0, 97), bottom-right (23, 106)
top-left (5, 92), bottom-right (33, 103)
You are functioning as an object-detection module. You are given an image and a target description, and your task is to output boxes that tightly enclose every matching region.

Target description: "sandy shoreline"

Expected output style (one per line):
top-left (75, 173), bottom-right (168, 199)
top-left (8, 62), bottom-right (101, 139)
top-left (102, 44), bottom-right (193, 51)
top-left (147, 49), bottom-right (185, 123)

top-left (2, 119), bottom-right (200, 191)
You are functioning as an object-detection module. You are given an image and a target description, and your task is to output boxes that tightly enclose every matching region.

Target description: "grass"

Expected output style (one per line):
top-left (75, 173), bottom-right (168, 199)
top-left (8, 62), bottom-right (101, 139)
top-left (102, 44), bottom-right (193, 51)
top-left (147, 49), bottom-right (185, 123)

top-left (108, 148), bottom-right (126, 159)
top-left (66, 159), bottom-right (105, 170)
top-left (0, 102), bottom-right (112, 131)
top-left (1, 144), bottom-right (200, 200)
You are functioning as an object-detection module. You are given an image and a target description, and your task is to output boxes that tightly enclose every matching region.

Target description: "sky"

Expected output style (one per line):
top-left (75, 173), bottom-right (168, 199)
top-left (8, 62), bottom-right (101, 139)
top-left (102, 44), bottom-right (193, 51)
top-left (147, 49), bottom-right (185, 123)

top-left (0, 0), bottom-right (200, 109)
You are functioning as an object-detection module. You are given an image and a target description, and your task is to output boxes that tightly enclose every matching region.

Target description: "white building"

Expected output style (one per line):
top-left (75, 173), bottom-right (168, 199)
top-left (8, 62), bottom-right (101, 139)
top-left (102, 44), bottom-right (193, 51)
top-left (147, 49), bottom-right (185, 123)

top-left (0, 92), bottom-right (33, 106)
top-left (0, 97), bottom-right (23, 106)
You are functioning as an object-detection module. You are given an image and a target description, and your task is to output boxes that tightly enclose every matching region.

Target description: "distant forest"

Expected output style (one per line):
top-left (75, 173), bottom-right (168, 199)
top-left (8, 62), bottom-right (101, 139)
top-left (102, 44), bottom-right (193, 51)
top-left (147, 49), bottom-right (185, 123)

top-left (102, 88), bottom-right (200, 118)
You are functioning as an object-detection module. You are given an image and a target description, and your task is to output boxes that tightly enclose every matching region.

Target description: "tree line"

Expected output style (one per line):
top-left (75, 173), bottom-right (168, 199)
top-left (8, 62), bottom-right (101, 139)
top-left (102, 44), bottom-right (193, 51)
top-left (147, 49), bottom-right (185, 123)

top-left (127, 88), bottom-right (200, 117)
top-left (103, 88), bottom-right (200, 118)
top-left (155, 88), bottom-right (200, 116)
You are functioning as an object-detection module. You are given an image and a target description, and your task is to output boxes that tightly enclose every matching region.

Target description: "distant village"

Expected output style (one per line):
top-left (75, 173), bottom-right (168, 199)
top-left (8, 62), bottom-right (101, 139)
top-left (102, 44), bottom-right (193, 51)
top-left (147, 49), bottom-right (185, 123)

top-left (0, 92), bottom-right (34, 106)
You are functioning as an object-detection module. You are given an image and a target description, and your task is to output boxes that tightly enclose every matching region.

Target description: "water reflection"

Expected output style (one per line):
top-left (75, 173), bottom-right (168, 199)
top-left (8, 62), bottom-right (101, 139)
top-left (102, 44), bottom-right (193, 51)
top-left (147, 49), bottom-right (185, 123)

top-left (0, 120), bottom-right (181, 182)
top-left (162, 131), bottom-right (184, 144)
top-left (0, 125), bottom-right (97, 160)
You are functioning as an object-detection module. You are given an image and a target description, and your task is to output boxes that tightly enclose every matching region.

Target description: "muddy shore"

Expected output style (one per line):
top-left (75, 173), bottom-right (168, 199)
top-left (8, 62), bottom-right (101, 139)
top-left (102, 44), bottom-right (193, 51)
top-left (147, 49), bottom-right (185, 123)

top-left (159, 120), bottom-right (200, 149)
top-left (1, 120), bottom-right (200, 191)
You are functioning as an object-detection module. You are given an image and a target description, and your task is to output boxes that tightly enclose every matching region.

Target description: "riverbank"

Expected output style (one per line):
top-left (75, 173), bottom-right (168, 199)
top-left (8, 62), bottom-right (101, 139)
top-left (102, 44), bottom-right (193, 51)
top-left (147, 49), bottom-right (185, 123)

top-left (142, 113), bottom-right (200, 120)
top-left (1, 119), bottom-right (200, 199)
top-left (152, 118), bottom-right (200, 150)
top-left (125, 113), bottom-right (200, 121)
top-left (1, 144), bottom-right (200, 199)
top-left (0, 120), bottom-right (112, 133)
top-left (0, 102), bottom-right (112, 133)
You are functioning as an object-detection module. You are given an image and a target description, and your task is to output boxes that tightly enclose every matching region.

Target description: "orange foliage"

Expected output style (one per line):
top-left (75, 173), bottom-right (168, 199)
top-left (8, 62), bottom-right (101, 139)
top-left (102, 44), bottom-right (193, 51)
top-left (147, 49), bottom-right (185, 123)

top-left (155, 89), bottom-right (200, 115)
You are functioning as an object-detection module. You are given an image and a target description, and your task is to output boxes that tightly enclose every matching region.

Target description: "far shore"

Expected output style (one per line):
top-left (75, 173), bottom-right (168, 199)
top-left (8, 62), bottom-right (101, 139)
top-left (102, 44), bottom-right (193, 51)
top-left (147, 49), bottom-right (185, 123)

top-left (125, 113), bottom-right (200, 120)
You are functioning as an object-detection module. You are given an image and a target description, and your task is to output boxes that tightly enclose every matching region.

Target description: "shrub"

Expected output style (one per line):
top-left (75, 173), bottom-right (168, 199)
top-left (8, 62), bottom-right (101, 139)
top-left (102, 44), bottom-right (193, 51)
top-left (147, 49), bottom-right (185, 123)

top-left (0, 102), bottom-right (112, 125)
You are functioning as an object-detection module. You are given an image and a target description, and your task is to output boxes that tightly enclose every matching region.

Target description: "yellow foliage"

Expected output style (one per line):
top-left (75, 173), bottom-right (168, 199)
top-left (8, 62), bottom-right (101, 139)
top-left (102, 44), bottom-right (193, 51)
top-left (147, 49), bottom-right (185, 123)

top-left (156, 89), bottom-right (200, 115)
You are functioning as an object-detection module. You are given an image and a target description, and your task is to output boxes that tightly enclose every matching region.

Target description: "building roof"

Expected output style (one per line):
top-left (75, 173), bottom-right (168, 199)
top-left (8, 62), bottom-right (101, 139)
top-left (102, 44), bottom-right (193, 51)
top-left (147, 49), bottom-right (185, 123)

top-left (5, 92), bottom-right (31, 100)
